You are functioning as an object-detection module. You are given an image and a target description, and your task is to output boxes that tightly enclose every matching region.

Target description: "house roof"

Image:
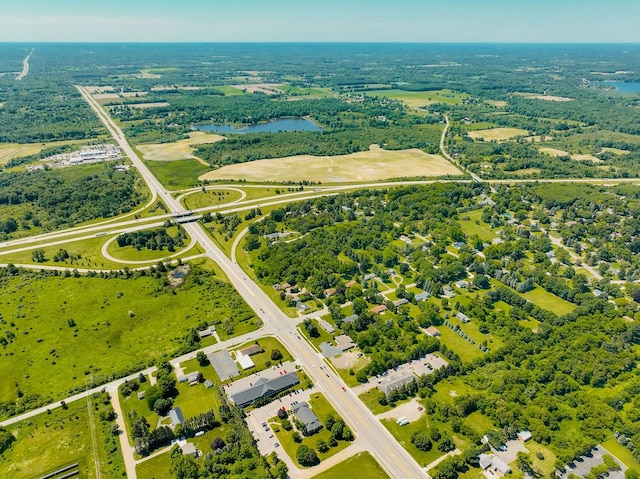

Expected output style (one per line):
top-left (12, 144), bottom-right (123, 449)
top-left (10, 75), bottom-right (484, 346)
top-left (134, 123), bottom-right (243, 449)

top-left (425, 326), bottom-right (440, 337)
top-left (479, 454), bottom-right (493, 469)
top-left (230, 372), bottom-right (300, 407)
top-left (415, 292), bottom-right (430, 301)
top-left (371, 304), bottom-right (388, 314)
top-left (492, 457), bottom-right (511, 474)
top-left (518, 430), bottom-right (532, 441)
top-left (169, 407), bottom-right (185, 426)
top-left (181, 442), bottom-right (197, 456)
top-left (239, 344), bottom-right (262, 356)
top-left (343, 314), bottom-right (358, 323)
top-left (393, 298), bottom-right (409, 307)
top-left (292, 402), bottom-right (322, 432)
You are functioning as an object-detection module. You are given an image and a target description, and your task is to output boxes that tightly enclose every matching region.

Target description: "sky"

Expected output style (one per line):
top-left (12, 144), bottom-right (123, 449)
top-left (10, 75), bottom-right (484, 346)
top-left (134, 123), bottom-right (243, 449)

top-left (1, 0), bottom-right (639, 43)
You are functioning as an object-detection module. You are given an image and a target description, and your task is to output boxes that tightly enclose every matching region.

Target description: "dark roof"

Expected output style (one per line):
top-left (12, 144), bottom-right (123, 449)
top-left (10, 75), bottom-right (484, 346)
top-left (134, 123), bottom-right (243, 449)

top-left (230, 372), bottom-right (300, 407)
top-left (169, 407), bottom-right (185, 426)
top-left (239, 344), bottom-right (262, 356)
top-left (293, 402), bottom-right (322, 433)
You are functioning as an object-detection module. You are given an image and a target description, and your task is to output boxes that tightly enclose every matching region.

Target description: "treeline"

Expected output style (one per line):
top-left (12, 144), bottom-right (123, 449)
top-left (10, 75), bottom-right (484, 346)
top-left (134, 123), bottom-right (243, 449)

top-left (0, 164), bottom-right (145, 236)
top-left (117, 226), bottom-right (186, 252)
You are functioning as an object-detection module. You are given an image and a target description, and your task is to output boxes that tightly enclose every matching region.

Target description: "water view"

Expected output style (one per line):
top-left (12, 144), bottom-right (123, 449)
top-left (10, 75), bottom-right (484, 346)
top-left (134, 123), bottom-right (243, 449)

top-left (194, 118), bottom-right (324, 134)
top-left (603, 81), bottom-right (640, 93)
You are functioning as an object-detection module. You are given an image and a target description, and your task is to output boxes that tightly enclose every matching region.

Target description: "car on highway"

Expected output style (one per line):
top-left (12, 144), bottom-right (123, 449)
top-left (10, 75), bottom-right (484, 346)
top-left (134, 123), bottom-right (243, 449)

top-left (417, 406), bottom-right (424, 411)
top-left (274, 442), bottom-right (280, 448)
top-left (341, 386), bottom-right (346, 391)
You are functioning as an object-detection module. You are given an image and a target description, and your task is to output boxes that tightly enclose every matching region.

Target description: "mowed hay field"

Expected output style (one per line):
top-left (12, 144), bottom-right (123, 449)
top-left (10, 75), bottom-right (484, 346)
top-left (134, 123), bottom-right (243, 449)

top-left (138, 131), bottom-right (224, 163)
top-left (366, 89), bottom-right (468, 108)
top-left (468, 127), bottom-right (529, 141)
top-left (0, 139), bottom-right (92, 166)
top-left (199, 145), bottom-right (462, 183)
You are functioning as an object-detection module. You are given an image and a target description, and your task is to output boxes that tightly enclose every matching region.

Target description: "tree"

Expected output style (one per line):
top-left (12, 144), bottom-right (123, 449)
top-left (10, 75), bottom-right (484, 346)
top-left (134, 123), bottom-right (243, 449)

top-left (316, 438), bottom-right (329, 453)
top-left (438, 436), bottom-right (456, 453)
top-left (196, 351), bottom-right (209, 366)
top-left (152, 398), bottom-right (173, 415)
top-left (32, 248), bottom-right (46, 263)
top-left (296, 444), bottom-right (320, 467)
top-left (170, 447), bottom-right (199, 479)
top-left (271, 348), bottom-right (283, 361)
top-left (0, 428), bottom-right (15, 454)
top-left (211, 436), bottom-right (225, 451)
top-left (303, 319), bottom-right (319, 338)
top-left (412, 432), bottom-right (433, 451)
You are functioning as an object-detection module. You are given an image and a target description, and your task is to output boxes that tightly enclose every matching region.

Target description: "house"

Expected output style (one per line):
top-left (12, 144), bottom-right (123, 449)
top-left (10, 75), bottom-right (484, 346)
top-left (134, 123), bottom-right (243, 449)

top-left (230, 372), bottom-right (300, 408)
top-left (370, 304), bottom-right (388, 314)
top-left (198, 326), bottom-right (216, 338)
top-left (517, 430), bottom-right (532, 442)
top-left (456, 312), bottom-right (470, 323)
top-left (178, 371), bottom-right (202, 384)
top-left (593, 289), bottom-right (603, 298)
top-left (425, 326), bottom-right (440, 337)
top-left (364, 273), bottom-right (376, 281)
top-left (343, 314), bottom-right (358, 323)
top-left (335, 334), bottom-right (355, 351)
top-left (453, 241), bottom-right (466, 249)
top-left (296, 301), bottom-right (310, 312)
top-left (169, 407), bottom-right (185, 427)
top-left (442, 286), bottom-right (455, 298)
top-left (415, 291), bottom-right (430, 302)
top-left (137, 391), bottom-right (146, 400)
top-left (479, 454), bottom-right (512, 476)
top-left (399, 235), bottom-right (412, 244)
top-left (393, 298), bottom-right (409, 308)
top-left (181, 442), bottom-right (198, 457)
top-left (378, 372), bottom-right (416, 396)
top-left (318, 319), bottom-right (335, 334)
top-left (455, 280), bottom-right (469, 289)
top-left (345, 280), bottom-right (357, 288)
top-left (204, 380), bottom-right (213, 389)
top-left (236, 352), bottom-right (255, 370)
top-left (292, 402), bottom-right (322, 434)
top-left (324, 288), bottom-right (337, 297)
top-left (240, 344), bottom-right (262, 356)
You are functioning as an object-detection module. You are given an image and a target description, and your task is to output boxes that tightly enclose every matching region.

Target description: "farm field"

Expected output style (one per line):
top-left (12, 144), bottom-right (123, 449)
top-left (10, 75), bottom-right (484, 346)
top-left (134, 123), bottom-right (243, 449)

top-left (365, 89), bottom-right (469, 108)
top-left (199, 145), bottom-right (462, 183)
top-left (311, 451), bottom-right (389, 478)
top-left (0, 139), bottom-right (97, 166)
top-left (138, 131), bottom-right (225, 163)
top-left (467, 128), bottom-right (529, 141)
top-left (0, 269), bottom-right (257, 408)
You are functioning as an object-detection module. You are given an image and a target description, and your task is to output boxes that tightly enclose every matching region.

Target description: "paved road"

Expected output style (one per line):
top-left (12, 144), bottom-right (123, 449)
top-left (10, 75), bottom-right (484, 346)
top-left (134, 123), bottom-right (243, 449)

top-left (76, 85), bottom-right (428, 478)
top-left (16, 48), bottom-right (33, 80)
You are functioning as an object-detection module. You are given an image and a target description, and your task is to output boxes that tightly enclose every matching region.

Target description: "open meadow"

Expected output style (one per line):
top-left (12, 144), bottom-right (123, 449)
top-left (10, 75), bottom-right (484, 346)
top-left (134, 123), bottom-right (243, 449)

top-left (138, 131), bottom-right (225, 163)
top-left (467, 128), bottom-right (529, 141)
top-left (365, 89), bottom-right (469, 108)
top-left (0, 268), bottom-right (257, 409)
top-left (311, 452), bottom-right (389, 478)
top-left (199, 145), bottom-right (462, 183)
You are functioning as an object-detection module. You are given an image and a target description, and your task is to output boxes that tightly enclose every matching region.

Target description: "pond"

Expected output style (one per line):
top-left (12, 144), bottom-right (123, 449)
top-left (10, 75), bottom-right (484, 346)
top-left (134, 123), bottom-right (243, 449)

top-left (194, 118), bottom-right (324, 134)
top-left (602, 81), bottom-right (640, 93)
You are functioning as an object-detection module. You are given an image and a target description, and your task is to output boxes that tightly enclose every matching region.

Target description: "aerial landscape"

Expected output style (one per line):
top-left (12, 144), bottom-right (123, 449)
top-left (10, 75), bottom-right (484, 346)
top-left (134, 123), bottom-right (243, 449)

top-left (2, 1), bottom-right (640, 479)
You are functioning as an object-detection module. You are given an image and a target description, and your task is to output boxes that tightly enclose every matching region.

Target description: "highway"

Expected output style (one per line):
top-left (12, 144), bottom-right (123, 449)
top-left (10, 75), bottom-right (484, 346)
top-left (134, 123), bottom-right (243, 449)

top-left (75, 85), bottom-right (428, 477)
top-left (16, 48), bottom-right (34, 80)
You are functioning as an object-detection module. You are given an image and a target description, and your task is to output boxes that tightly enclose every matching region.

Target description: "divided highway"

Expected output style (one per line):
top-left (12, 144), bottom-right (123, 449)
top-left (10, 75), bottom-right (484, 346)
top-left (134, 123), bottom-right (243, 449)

top-left (75, 86), bottom-right (427, 477)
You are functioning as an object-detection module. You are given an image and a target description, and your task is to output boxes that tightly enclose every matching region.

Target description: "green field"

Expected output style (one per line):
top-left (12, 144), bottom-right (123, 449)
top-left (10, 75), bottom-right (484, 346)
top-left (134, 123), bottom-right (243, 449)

top-left (1, 393), bottom-right (122, 479)
top-left (0, 268), bottom-right (257, 409)
top-left (181, 188), bottom-right (244, 209)
top-left (213, 85), bottom-right (246, 96)
top-left (144, 158), bottom-right (211, 190)
top-left (366, 89), bottom-right (469, 109)
top-left (459, 210), bottom-right (496, 242)
top-left (602, 439), bottom-right (640, 470)
top-left (522, 286), bottom-right (575, 316)
top-left (106, 225), bottom-right (193, 262)
top-left (312, 451), bottom-right (389, 478)
top-left (436, 326), bottom-right (485, 363)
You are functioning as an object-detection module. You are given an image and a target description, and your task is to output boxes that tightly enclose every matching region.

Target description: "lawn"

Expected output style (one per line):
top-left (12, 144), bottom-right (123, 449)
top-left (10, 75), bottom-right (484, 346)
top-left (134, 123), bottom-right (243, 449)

top-left (436, 326), bottom-right (485, 363)
top-left (137, 131), bottom-right (224, 162)
top-left (311, 451), bottom-right (389, 479)
top-left (522, 287), bottom-right (575, 316)
top-left (359, 388), bottom-right (412, 415)
top-left (213, 85), bottom-right (246, 96)
top-left (526, 441), bottom-right (558, 477)
top-left (0, 269), bottom-right (257, 409)
top-left (602, 439), bottom-right (640, 470)
top-left (1, 397), bottom-right (110, 479)
top-left (144, 158), bottom-right (212, 190)
top-left (180, 188), bottom-right (245, 209)
top-left (271, 393), bottom-right (351, 467)
top-left (229, 337), bottom-right (294, 380)
top-left (106, 225), bottom-right (195, 262)
top-left (199, 145), bottom-right (461, 184)
top-left (459, 210), bottom-right (496, 242)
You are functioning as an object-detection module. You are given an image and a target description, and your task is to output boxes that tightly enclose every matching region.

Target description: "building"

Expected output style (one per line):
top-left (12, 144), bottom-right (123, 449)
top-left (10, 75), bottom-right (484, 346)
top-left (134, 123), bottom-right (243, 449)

top-left (442, 286), bottom-right (455, 298)
top-left (517, 430), bottom-right (532, 442)
top-left (292, 402), bottom-right (322, 434)
top-left (399, 235), bottom-right (412, 244)
top-left (335, 334), bottom-right (355, 351)
top-left (345, 280), bottom-right (357, 288)
top-left (204, 380), bottom-right (213, 389)
top-left (479, 454), bottom-right (512, 476)
top-left (378, 372), bottom-right (416, 396)
top-left (393, 298), bottom-right (409, 308)
top-left (169, 407), bottom-right (185, 427)
top-left (181, 442), bottom-right (198, 457)
top-left (198, 326), bottom-right (216, 338)
top-left (425, 326), bottom-right (440, 337)
top-left (456, 312), bottom-right (470, 323)
top-left (239, 344), bottom-right (262, 356)
top-left (415, 291), bottom-right (430, 302)
top-left (324, 288), bottom-right (337, 297)
top-left (370, 304), bottom-right (388, 314)
top-left (208, 349), bottom-right (240, 380)
top-left (318, 319), bottom-right (335, 334)
top-left (229, 372), bottom-right (300, 408)
top-left (236, 352), bottom-right (255, 370)
top-left (455, 280), bottom-right (469, 289)
top-left (137, 391), bottom-right (146, 400)
top-left (178, 371), bottom-right (202, 384)
top-left (296, 301), bottom-right (310, 312)
top-left (342, 314), bottom-right (358, 323)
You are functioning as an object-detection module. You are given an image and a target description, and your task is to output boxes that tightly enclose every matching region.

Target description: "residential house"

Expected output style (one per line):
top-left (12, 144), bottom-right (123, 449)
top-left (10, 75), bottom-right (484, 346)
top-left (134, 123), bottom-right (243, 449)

top-left (456, 312), bottom-right (470, 323)
top-left (292, 402), bottom-right (322, 434)
top-left (318, 319), bottom-right (335, 334)
top-left (239, 344), bottom-right (262, 356)
top-left (424, 326), bottom-right (440, 337)
top-left (335, 334), bottom-right (355, 351)
top-left (393, 298), bottom-right (409, 308)
top-left (370, 304), bottom-right (388, 314)
top-left (169, 407), bottom-right (185, 427)
top-left (517, 430), bottom-right (532, 442)
top-left (415, 291), bottom-right (430, 301)
top-left (343, 314), bottom-right (358, 323)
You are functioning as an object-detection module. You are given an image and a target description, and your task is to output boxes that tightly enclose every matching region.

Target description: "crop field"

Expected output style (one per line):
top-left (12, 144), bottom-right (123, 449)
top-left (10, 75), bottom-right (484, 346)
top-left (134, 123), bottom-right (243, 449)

top-left (513, 92), bottom-right (574, 102)
top-left (0, 139), bottom-right (95, 166)
top-left (0, 270), bottom-right (257, 406)
top-left (366, 89), bottom-right (469, 108)
top-left (199, 145), bottom-right (462, 183)
top-left (138, 131), bottom-right (225, 162)
top-left (467, 128), bottom-right (529, 141)
top-left (312, 452), bottom-right (389, 479)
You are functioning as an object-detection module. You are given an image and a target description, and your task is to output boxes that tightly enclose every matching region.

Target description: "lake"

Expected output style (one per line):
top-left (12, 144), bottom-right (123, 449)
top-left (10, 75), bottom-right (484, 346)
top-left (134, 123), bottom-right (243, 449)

top-left (194, 118), bottom-right (324, 134)
top-left (602, 81), bottom-right (640, 93)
